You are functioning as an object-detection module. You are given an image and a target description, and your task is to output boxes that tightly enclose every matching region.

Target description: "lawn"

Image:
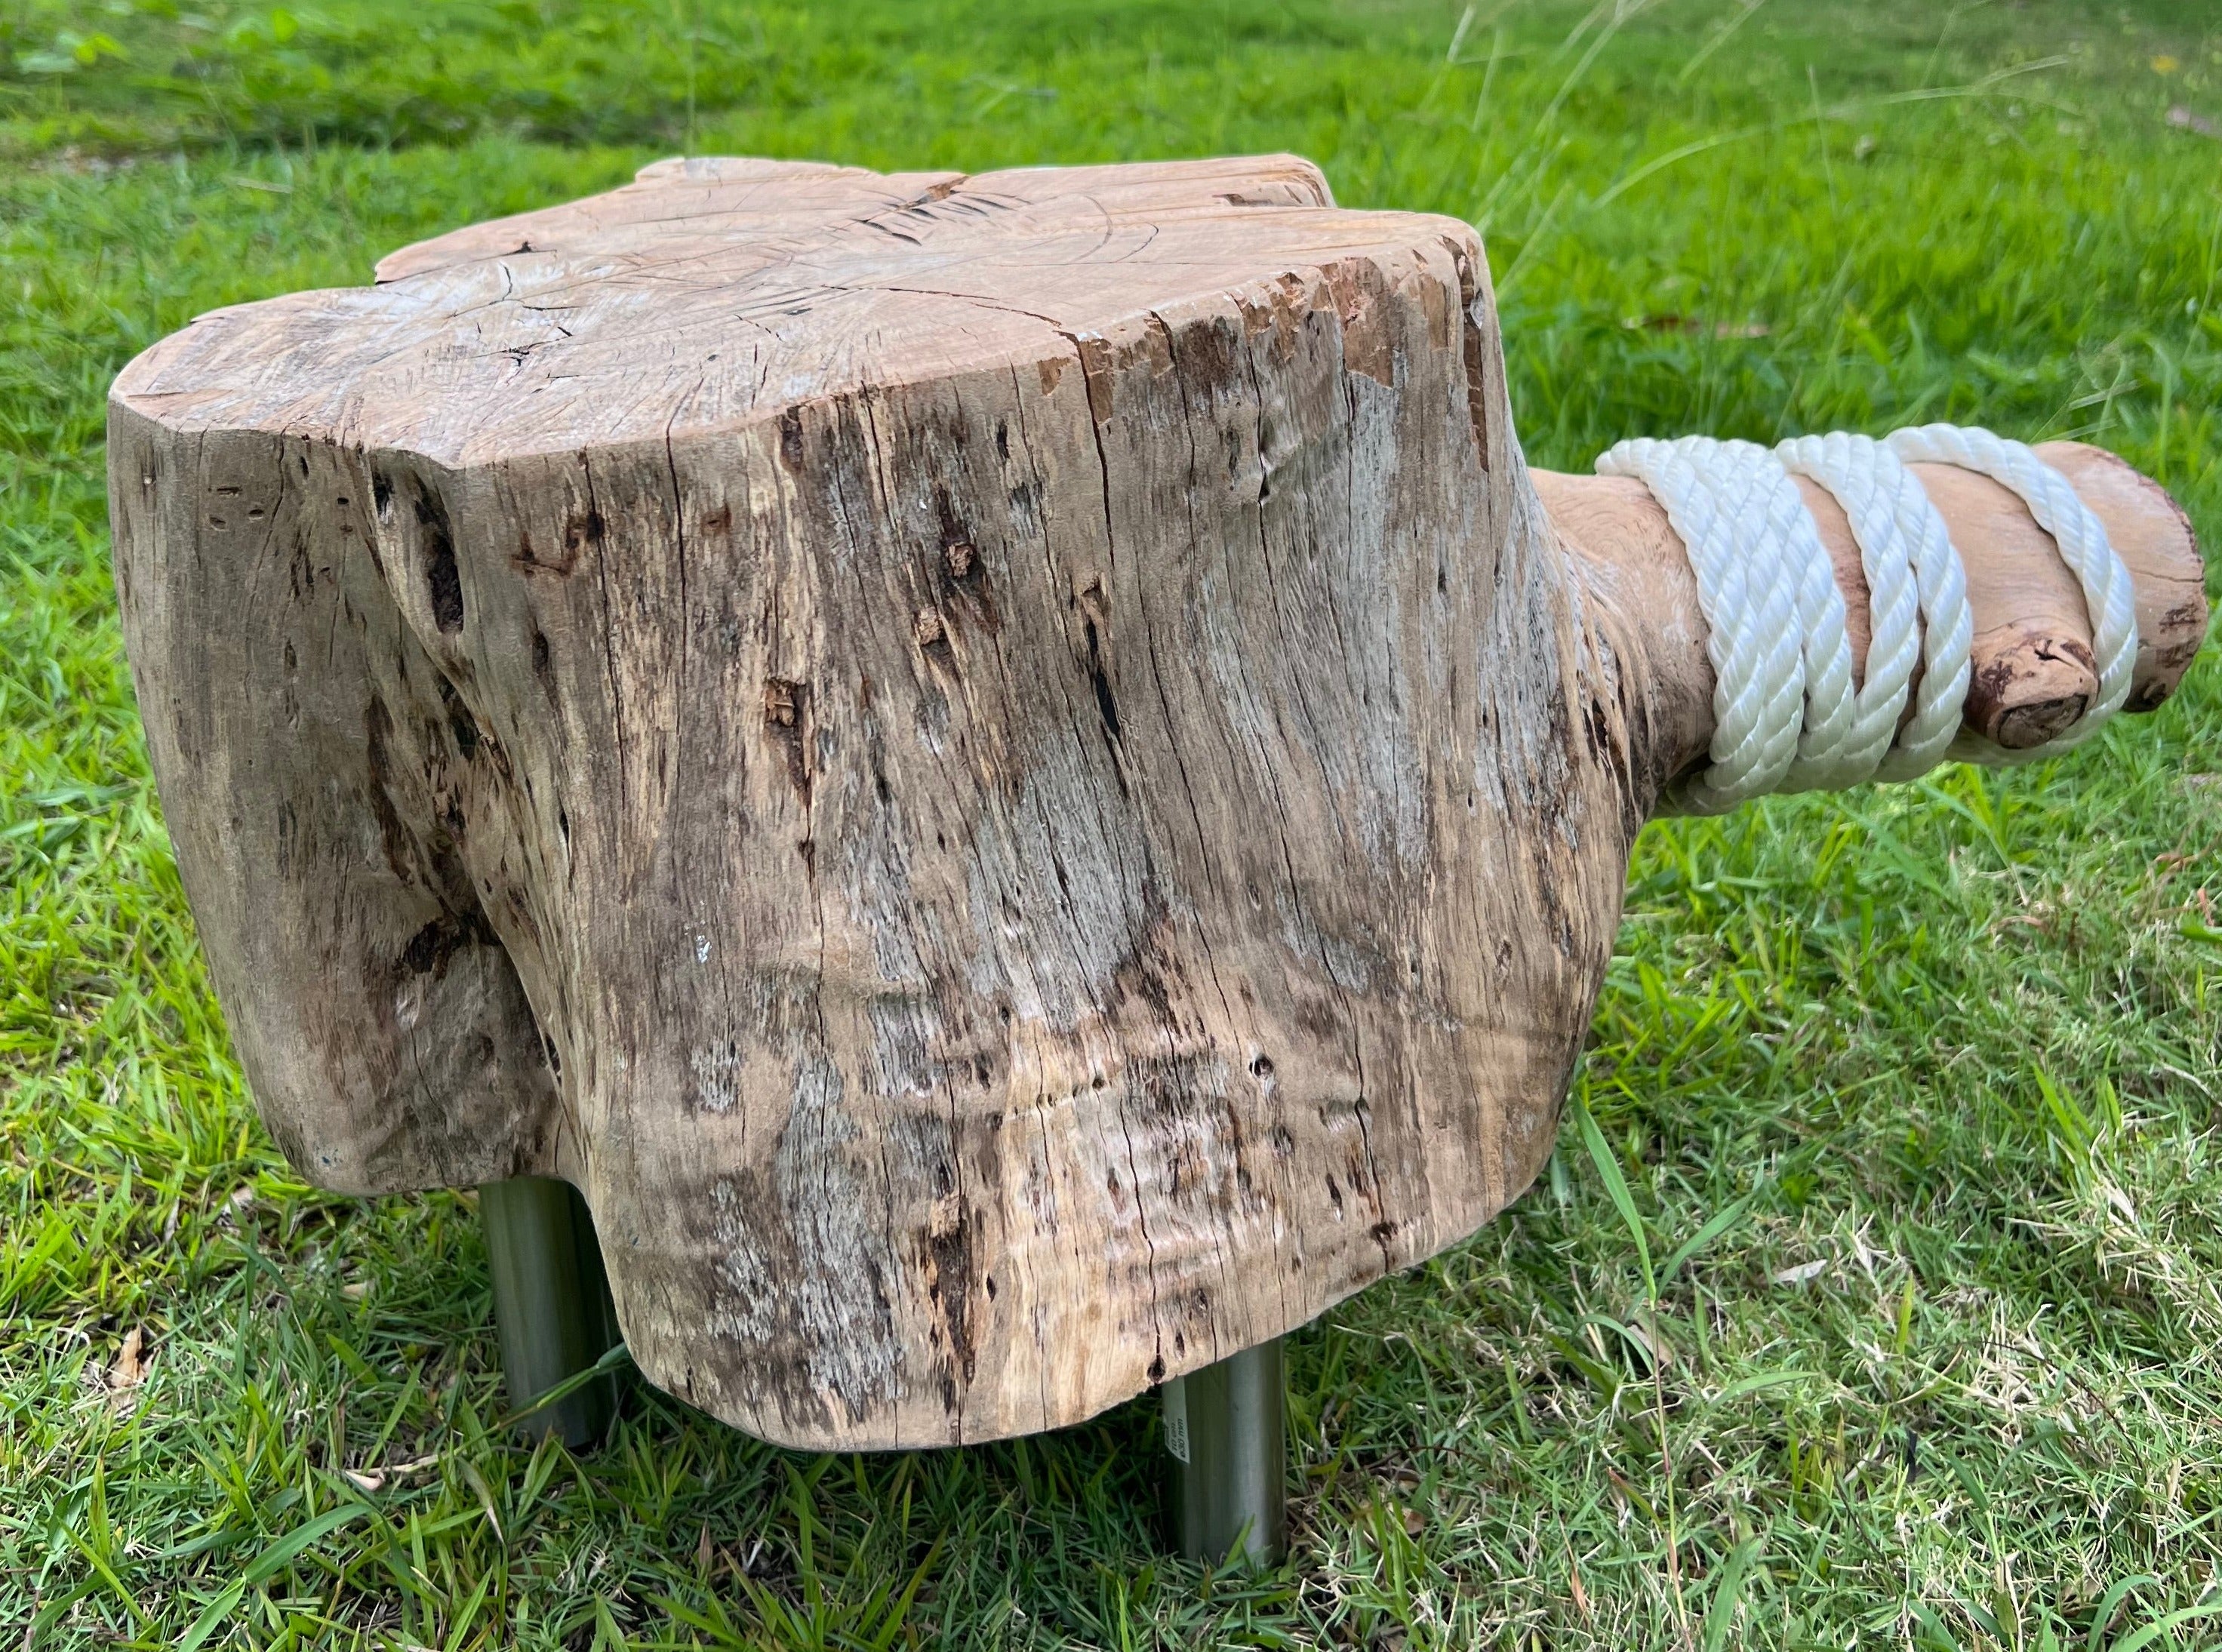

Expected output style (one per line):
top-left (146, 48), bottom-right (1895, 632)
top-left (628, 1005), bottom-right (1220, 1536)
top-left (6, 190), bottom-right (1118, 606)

top-left (5, 0), bottom-right (2222, 1645)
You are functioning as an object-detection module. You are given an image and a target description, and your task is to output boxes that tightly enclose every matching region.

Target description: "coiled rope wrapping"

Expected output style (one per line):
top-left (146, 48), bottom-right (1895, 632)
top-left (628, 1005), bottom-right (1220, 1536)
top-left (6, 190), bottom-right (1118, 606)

top-left (1595, 425), bottom-right (2136, 814)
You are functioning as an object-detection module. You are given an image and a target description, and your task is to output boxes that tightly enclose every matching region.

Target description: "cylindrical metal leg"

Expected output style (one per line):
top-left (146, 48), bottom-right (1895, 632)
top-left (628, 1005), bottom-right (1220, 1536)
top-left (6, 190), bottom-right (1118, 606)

top-left (1165, 1337), bottom-right (1287, 1564)
top-left (479, 1176), bottom-right (624, 1447)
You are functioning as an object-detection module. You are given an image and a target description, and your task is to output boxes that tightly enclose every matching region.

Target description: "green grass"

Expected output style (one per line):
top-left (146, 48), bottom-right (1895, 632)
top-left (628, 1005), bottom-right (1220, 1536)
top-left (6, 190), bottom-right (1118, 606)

top-left (5, 0), bottom-right (2222, 1644)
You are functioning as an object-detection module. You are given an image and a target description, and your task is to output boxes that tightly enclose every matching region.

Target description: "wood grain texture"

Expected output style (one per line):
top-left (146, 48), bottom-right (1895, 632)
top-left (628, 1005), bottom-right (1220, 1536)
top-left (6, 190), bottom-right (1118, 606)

top-left (107, 154), bottom-right (2204, 1450)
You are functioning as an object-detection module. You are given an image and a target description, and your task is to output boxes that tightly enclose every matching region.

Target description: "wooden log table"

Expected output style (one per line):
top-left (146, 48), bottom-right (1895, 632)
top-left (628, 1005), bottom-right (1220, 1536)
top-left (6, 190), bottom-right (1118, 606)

top-left (108, 155), bottom-right (2207, 1564)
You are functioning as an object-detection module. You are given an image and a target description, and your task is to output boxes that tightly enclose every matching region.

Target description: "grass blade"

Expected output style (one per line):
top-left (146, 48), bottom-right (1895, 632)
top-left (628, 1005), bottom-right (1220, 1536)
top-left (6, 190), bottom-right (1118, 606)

top-left (1574, 1091), bottom-right (1654, 1300)
top-left (2088, 1577), bottom-right (2159, 1652)
top-left (2108, 1599), bottom-right (2222, 1652)
top-left (177, 1503), bottom-right (374, 1652)
top-left (1661, 1195), bottom-right (1753, 1284)
top-left (1701, 1537), bottom-right (1763, 1652)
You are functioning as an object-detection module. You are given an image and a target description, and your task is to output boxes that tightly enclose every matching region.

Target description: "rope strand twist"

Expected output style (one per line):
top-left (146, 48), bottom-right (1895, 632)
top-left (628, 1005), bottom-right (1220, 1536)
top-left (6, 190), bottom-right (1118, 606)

top-left (1595, 425), bottom-right (2134, 814)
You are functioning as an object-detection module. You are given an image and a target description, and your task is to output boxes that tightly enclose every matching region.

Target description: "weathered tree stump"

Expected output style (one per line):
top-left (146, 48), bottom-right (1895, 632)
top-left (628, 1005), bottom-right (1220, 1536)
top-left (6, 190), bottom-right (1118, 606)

top-left (108, 155), bottom-right (2205, 1455)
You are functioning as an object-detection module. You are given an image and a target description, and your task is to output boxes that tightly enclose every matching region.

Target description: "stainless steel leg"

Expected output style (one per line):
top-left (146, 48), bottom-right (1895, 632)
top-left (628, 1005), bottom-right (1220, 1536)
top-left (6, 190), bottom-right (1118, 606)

top-left (479, 1176), bottom-right (623, 1447)
top-left (1165, 1337), bottom-right (1287, 1564)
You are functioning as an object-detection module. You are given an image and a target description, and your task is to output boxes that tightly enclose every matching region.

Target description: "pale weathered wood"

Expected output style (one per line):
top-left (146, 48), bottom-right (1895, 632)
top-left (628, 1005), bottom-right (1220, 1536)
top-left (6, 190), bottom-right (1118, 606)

top-left (108, 154), bottom-right (2206, 1450)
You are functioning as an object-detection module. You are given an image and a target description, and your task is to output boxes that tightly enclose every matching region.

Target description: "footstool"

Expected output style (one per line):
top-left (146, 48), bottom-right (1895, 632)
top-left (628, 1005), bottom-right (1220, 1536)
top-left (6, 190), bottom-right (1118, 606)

top-left (106, 154), bottom-right (2206, 1563)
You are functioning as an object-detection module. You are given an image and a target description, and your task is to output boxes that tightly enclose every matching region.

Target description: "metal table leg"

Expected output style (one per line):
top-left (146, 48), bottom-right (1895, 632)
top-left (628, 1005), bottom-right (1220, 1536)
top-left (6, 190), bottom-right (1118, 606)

top-left (479, 1176), bottom-right (624, 1447)
top-left (1164, 1337), bottom-right (1287, 1564)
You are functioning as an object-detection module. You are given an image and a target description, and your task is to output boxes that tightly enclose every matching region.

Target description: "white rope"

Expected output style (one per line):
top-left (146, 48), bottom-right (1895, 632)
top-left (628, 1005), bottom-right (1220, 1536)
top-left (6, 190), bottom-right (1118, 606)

top-left (1774, 433), bottom-right (1971, 780)
top-left (1884, 424), bottom-right (2138, 758)
top-left (1597, 436), bottom-right (1855, 810)
top-left (1594, 424), bottom-right (2136, 812)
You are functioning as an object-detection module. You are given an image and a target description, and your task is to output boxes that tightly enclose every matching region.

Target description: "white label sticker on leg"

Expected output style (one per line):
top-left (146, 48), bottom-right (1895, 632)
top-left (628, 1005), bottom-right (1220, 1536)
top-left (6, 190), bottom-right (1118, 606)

top-left (1162, 1375), bottom-right (1189, 1463)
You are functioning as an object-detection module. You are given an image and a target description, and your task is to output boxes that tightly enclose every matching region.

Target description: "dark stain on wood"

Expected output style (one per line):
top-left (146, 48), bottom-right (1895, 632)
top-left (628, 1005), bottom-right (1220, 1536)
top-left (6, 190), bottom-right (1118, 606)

top-left (416, 482), bottom-right (463, 633)
top-left (399, 907), bottom-right (497, 981)
top-left (361, 697), bottom-right (420, 886)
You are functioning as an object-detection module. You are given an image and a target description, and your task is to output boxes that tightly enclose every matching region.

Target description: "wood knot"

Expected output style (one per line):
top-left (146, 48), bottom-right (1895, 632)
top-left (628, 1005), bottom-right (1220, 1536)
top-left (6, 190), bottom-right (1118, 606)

top-left (1965, 633), bottom-right (2097, 749)
top-left (1993, 695), bottom-right (2088, 749)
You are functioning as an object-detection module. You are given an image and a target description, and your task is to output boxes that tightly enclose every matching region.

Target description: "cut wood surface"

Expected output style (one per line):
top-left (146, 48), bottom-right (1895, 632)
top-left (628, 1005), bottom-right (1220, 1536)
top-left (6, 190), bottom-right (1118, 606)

top-left (109, 154), bottom-right (2206, 1449)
